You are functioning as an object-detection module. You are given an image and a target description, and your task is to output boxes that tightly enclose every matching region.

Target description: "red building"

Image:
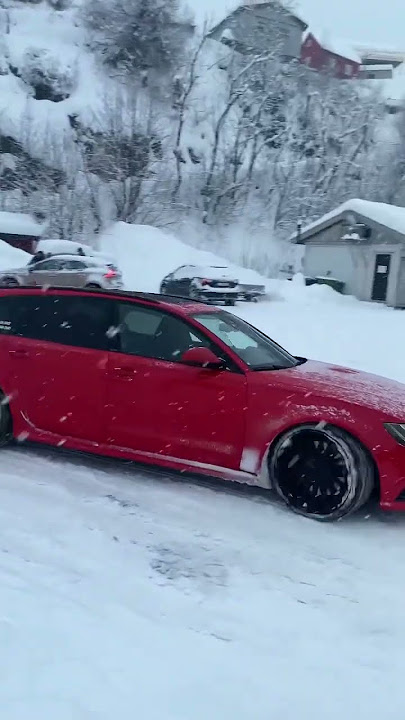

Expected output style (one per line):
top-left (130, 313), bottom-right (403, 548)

top-left (301, 33), bottom-right (360, 79)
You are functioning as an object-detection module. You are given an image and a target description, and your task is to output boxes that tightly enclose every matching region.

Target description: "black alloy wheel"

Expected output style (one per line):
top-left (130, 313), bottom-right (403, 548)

top-left (0, 393), bottom-right (12, 447)
top-left (270, 424), bottom-right (375, 521)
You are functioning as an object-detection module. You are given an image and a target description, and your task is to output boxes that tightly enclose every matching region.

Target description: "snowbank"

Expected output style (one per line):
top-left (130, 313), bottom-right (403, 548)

top-left (97, 222), bottom-right (268, 292)
top-left (0, 238), bottom-right (29, 270)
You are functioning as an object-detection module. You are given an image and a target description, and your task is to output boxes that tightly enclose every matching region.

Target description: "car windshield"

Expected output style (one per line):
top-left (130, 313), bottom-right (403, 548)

top-left (192, 311), bottom-right (299, 370)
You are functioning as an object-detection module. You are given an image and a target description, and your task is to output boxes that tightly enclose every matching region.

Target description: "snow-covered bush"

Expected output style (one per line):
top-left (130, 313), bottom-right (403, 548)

top-left (0, 45), bottom-right (8, 76)
top-left (47, 0), bottom-right (73, 9)
top-left (82, 0), bottom-right (189, 74)
top-left (17, 47), bottom-right (77, 102)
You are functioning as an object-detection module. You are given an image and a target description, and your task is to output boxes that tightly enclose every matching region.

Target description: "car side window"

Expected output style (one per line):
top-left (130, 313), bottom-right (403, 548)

top-left (64, 260), bottom-right (87, 270)
top-left (0, 295), bottom-right (113, 350)
top-left (115, 302), bottom-right (211, 362)
top-left (172, 266), bottom-right (193, 280)
top-left (32, 259), bottom-right (62, 272)
top-left (0, 295), bottom-right (44, 337)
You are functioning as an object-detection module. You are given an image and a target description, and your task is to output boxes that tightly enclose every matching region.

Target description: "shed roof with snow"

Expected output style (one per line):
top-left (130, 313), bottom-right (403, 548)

top-left (291, 199), bottom-right (405, 244)
top-left (0, 212), bottom-right (46, 237)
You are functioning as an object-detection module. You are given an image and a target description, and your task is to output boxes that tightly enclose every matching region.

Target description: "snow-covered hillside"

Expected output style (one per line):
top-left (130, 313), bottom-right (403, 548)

top-left (0, 0), bottom-right (397, 267)
top-left (0, 2), bottom-right (104, 137)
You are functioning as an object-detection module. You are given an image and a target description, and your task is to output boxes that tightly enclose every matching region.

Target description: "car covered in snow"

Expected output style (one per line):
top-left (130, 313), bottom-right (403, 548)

top-left (0, 254), bottom-right (123, 291)
top-left (1, 286), bottom-right (405, 522)
top-left (160, 265), bottom-right (239, 305)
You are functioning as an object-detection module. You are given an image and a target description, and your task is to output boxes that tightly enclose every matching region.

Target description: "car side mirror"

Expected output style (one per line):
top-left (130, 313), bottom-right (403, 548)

top-left (181, 347), bottom-right (225, 369)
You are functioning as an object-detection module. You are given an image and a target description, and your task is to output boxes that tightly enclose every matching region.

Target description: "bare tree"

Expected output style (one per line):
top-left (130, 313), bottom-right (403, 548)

top-left (171, 32), bottom-right (207, 201)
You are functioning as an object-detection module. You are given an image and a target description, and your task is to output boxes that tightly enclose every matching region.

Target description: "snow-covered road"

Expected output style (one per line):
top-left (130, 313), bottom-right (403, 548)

top-left (1, 445), bottom-right (405, 719)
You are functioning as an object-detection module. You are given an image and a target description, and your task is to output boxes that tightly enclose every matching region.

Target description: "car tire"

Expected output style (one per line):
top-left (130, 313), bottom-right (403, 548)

top-left (2, 277), bottom-right (19, 287)
top-left (0, 392), bottom-right (12, 447)
top-left (85, 283), bottom-right (101, 289)
top-left (269, 424), bottom-right (375, 521)
top-left (189, 286), bottom-right (201, 302)
top-left (225, 299), bottom-right (236, 306)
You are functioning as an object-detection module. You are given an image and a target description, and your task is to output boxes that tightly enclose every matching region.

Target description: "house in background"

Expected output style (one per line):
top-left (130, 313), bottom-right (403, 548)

top-left (300, 33), bottom-right (361, 79)
top-left (0, 211), bottom-right (46, 253)
top-left (292, 199), bottom-right (405, 308)
top-left (208, 1), bottom-right (307, 60)
top-left (356, 46), bottom-right (405, 80)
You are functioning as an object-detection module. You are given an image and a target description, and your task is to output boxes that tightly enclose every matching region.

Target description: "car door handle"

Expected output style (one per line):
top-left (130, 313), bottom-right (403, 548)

top-left (9, 349), bottom-right (29, 359)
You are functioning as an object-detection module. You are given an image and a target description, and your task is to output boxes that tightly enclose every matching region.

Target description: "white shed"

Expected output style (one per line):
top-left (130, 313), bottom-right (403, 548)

top-left (292, 199), bottom-right (405, 307)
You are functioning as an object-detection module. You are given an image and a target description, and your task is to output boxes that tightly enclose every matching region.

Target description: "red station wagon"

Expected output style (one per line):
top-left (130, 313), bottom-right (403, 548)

top-left (1, 287), bottom-right (405, 521)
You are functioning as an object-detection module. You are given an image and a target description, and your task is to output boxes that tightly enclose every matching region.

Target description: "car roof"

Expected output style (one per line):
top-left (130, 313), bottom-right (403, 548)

top-left (0, 286), bottom-right (220, 315)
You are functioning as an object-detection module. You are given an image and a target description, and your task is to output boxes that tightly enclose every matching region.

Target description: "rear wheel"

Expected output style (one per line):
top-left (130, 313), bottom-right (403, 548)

top-left (225, 298), bottom-right (236, 306)
top-left (85, 283), bottom-right (101, 289)
top-left (189, 286), bottom-right (202, 301)
top-left (0, 392), bottom-right (12, 447)
top-left (269, 424), bottom-right (375, 521)
top-left (2, 277), bottom-right (18, 287)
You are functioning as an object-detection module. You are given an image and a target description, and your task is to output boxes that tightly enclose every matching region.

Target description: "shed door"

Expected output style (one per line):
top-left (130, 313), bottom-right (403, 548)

top-left (371, 254), bottom-right (391, 302)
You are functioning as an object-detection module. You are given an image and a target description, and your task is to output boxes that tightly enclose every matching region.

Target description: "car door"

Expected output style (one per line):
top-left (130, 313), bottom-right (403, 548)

top-left (61, 258), bottom-right (89, 287)
top-left (26, 258), bottom-right (64, 286)
top-left (5, 292), bottom-right (114, 442)
top-left (170, 266), bottom-right (195, 297)
top-left (105, 301), bottom-right (248, 470)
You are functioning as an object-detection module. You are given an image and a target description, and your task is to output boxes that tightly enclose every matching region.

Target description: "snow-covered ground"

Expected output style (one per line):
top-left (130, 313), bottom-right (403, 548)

top-left (2, 446), bottom-right (405, 720)
top-left (1, 223), bottom-right (405, 718)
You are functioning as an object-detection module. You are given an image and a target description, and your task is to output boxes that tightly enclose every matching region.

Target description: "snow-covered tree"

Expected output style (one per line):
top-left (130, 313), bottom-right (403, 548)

top-left (82, 0), bottom-right (191, 75)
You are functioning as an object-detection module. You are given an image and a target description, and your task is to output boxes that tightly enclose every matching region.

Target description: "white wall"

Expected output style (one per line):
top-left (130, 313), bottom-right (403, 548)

top-left (303, 243), bottom-right (403, 305)
top-left (396, 257), bottom-right (405, 307)
top-left (303, 245), bottom-right (369, 298)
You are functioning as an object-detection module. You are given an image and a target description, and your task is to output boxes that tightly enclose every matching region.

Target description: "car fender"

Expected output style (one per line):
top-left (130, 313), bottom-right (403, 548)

top-left (245, 393), bottom-right (383, 489)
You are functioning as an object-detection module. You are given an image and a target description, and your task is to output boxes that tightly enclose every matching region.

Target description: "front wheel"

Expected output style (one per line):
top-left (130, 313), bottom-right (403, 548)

top-left (269, 424), bottom-right (375, 521)
top-left (0, 393), bottom-right (12, 447)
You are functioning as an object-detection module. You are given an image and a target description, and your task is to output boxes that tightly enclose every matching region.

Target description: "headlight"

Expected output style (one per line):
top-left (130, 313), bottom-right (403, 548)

top-left (384, 423), bottom-right (405, 446)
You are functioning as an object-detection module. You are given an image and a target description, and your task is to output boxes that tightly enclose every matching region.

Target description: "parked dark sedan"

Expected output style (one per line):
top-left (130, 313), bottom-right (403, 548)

top-left (160, 265), bottom-right (239, 305)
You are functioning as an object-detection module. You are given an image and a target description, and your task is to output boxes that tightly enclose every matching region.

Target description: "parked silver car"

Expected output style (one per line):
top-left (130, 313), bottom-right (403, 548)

top-left (0, 254), bottom-right (124, 290)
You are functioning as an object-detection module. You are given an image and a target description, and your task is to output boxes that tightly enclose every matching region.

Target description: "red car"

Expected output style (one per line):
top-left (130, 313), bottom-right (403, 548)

top-left (0, 287), bottom-right (404, 521)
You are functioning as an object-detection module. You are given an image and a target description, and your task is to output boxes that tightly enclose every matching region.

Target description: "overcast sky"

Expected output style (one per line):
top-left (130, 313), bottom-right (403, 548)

top-left (188, 0), bottom-right (405, 48)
